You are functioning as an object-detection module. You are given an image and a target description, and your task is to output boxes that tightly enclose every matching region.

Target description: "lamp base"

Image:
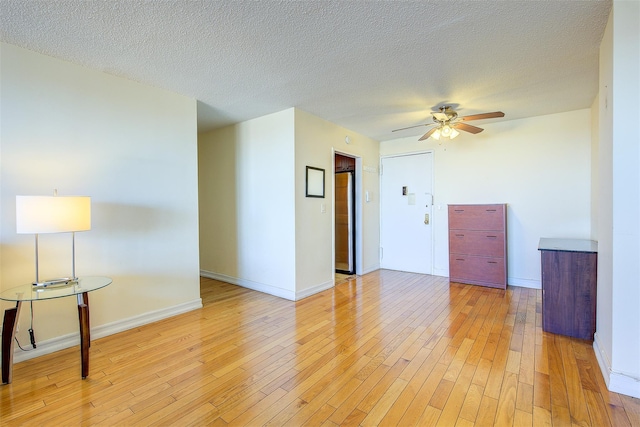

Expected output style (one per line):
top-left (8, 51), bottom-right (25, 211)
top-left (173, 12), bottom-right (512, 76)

top-left (32, 278), bottom-right (78, 288)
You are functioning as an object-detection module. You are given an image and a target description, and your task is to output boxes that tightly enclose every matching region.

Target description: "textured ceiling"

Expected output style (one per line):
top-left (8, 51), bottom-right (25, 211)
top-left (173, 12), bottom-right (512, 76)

top-left (0, 1), bottom-right (611, 141)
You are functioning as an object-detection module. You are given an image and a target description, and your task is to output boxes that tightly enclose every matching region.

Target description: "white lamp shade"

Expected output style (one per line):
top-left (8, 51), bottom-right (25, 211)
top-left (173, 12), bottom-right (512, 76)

top-left (16, 196), bottom-right (91, 234)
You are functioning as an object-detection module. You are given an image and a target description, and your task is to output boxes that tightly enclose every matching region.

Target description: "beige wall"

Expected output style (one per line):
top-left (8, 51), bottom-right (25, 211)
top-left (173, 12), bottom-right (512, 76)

top-left (381, 109), bottom-right (592, 287)
top-left (294, 109), bottom-right (381, 295)
top-left (199, 109), bottom-right (297, 299)
top-left (0, 43), bottom-right (201, 359)
top-left (198, 108), bottom-right (380, 299)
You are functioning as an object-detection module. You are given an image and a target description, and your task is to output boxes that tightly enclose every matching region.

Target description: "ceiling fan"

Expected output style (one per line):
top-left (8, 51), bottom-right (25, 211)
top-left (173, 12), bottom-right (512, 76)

top-left (393, 106), bottom-right (505, 141)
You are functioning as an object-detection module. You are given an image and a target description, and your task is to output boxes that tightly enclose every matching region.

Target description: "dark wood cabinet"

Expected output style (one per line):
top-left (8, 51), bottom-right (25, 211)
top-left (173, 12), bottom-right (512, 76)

top-left (448, 204), bottom-right (507, 289)
top-left (538, 238), bottom-right (597, 341)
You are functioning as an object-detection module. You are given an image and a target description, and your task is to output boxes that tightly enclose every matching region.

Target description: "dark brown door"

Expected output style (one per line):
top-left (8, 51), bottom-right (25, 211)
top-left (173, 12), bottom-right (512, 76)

top-left (335, 172), bottom-right (352, 272)
top-left (335, 153), bottom-right (356, 274)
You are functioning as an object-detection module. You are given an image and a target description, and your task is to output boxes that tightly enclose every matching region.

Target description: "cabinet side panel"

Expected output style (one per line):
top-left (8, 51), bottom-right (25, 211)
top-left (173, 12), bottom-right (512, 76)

top-left (541, 251), bottom-right (575, 336)
top-left (572, 252), bottom-right (598, 340)
top-left (541, 250), bottom-right (597, 340)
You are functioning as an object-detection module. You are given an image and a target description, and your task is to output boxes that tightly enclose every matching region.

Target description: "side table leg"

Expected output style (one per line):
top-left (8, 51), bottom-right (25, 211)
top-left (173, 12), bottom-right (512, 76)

top-left (82, 292), bottom-right (90, 347)
top-left (2, 302), bottom-right (22, 384)
top-left (77, 293), bottom-right (90, 379)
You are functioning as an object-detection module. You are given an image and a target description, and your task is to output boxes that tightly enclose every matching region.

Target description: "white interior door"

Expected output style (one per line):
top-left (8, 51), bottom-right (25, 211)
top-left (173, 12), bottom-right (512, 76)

top-left (380, 152), bottom-right (433, 274)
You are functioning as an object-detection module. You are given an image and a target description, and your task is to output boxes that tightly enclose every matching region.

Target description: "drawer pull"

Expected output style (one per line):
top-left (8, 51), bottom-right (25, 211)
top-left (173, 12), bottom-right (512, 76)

top-left (456, 258), bottom-right (465, 261)
top-left (454, 209), bottom-right (464, 213)
top-left (487, 261), bottom-right (497, 264)
top-left (455, 234), bottom-right (465, 237)
top-left (486, 235), bottom-right (497, 238)
top-left (486, 209), bottom-right (497, 212)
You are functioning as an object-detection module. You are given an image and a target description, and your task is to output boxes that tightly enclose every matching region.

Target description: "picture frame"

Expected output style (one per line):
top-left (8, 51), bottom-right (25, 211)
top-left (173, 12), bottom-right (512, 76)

top-left (306, 166), bottom-right (325, 198)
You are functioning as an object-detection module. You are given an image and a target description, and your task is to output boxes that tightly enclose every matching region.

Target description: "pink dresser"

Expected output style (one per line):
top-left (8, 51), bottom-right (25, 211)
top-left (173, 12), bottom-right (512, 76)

top-left (448, 204), bottom-right (507, 289)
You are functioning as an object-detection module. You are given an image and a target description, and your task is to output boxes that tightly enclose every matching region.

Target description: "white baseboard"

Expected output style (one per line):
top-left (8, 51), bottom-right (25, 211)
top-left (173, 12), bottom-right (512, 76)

top-left (360, 264), bottom-right (380, 275)
top-left (507, 277), bottom-right (541, 289)
top-left (13, 298), bottom-right (202, 363)
top-left (433, 268), bottom-right (449, 277)
top-left (201, 270), bottom-right (342, 301)
top-left (436, 270), bottom-right (541, 289)
top-left (297, 280), bottom-right (334, 300)
top-left (201, 270), bottom-right (296, 300)
top-left (593, 332), bottom-right (640, 399)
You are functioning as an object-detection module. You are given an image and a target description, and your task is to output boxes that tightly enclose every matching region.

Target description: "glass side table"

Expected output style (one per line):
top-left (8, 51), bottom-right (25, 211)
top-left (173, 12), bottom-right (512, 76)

top-left (0, 276), bottom-right (112, 384)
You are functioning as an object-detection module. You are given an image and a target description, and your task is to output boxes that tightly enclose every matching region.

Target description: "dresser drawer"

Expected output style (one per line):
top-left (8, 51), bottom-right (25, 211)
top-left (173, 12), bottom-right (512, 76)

top-left (449, 204), bottom-right (505, 230)
top-left (449, 254), bottom-right (506, 287)
top-left (449, 230), bottom-right (505, 257)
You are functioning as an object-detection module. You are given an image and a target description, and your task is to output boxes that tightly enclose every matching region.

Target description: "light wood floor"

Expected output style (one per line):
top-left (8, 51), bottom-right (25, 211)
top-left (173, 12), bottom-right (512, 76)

top-left (2, 270), bottom-right (639, 426)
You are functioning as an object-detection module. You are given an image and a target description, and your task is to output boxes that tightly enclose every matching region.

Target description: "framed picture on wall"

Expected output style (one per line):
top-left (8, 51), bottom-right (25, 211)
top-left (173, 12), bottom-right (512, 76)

top-left (306, 166), bottom-right (325, 198)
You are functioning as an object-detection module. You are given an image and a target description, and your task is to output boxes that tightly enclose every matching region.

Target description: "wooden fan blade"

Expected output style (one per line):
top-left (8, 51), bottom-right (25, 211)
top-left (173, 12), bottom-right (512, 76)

top-left (418, 127), bottom-right (438, 141)
top-left (453, 122), bottom-right (484, 134)
top-left (459, 111), bottom-right (505, 121)
top-left (392, 123), bottom-right (429, 132)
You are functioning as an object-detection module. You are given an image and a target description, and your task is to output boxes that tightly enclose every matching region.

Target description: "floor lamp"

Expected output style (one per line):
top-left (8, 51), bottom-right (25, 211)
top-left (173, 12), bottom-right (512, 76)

top-left (16, 194), bottom-right (91, 287)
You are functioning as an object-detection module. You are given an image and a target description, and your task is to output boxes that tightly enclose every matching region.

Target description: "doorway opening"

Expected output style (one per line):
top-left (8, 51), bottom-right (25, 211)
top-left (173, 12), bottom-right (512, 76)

top-left (335, 153), bottom-right (356, 276)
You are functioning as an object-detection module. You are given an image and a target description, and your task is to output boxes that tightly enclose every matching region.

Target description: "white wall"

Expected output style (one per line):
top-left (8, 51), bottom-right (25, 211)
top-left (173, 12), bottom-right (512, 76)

top-left (0, 43), bottom-right (201, 360)
top-left (595, 7), bottom-right (615, 396)
top-left (199, 108), bottom-right (380, 300)
top-left (381, 110), bottom-right (592, 288)
top-left (199, 110), bottom-right (297, 299)
top-left (594, 1), bottom-right (640, 399)
top-left (294, 109), bottom-right (381, 296)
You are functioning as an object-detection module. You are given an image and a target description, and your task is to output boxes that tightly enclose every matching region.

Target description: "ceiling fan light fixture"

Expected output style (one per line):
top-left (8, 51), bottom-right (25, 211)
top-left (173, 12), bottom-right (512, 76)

top-left (392, 106), bottom-right (504, 141)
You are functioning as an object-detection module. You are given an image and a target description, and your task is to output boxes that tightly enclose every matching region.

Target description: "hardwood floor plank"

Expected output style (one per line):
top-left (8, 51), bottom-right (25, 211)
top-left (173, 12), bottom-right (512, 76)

top-left (620, 394), bottom-right (640, 426)
top-left (551, 403), bottom-right (572, 426)
top-left (548, 335), bottom-right (571, 410)
top-left (516, 382), bottom-right (534, 413)
top-left (284, 353), bottom-right (374, 425)
top-left (483, 327), bottom-right (512, 399)
top-left (494, 371), bottom-right (518, 426)
top-left (328, 361), bottom-right (391, 424)
top-left (429, 378), bottom-right (455, 410)
top-left (583, 389), bottom-right (614, 427)
top-left (533, 405), bottom-right (554, 426)
top-left (458, 383), bottom-right (484, 423)
top-left (418, 405), bottom-right (442, 426)
top-left (397, 362), bottom-right (449, 425)
top-left (300, 403), bottom-right (336, 427)
top-left (514, 408), bottom-right (533, 426)
top-left (471, 357), bottom-right (492, 388)
top-left (359, 377), bottom-right (408, 426)
top-left (557, 335), bottom-right (591, 426)
top-left (475, 395), bottom-right (499, 426)
top-left (1, 272), bottom-right (637, 427)
top-left (520, 289), bottom-right (537, 386)
top-left (378, 338), bottom-right (451, 425)
top-left (465, 293), bottom-right (501, 367)
top-left (436, 363), bottom-right (476, 426)
top-left (534, 371), bottom-right (552, 411)
top-left (356, 358), bottom-right (411, 415)
top-left (339, 408), bottom-right (367, 427)
top-left (225, 387), bottom-right (287, 426)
